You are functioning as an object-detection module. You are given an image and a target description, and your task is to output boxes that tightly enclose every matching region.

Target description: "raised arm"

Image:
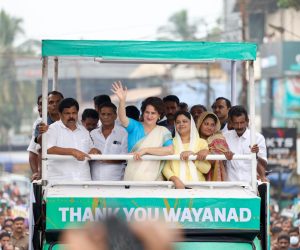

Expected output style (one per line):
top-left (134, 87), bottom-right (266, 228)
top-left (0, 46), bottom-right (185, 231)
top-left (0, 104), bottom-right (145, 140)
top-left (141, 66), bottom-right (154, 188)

top-left (111, 81), bottom-right (129, 127)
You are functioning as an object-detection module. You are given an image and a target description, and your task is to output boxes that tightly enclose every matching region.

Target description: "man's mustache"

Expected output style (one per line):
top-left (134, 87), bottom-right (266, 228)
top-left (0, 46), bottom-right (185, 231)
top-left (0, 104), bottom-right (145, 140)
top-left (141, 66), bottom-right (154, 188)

top-left (67, 118), bottom-right (75, 122)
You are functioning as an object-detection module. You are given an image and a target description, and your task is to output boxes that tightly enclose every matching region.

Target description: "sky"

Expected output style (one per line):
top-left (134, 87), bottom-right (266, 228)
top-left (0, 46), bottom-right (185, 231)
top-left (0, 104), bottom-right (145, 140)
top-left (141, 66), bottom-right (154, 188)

top-left (0, 0), bottom-right (223, 43)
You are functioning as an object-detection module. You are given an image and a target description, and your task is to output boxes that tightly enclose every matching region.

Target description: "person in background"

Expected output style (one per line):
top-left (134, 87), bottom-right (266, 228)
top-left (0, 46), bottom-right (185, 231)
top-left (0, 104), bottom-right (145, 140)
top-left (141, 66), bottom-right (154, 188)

top-left (2, 225), bottom-right (12, 235)
top-left (3, 242), bottom-right (13, 250)
top-left (272, 227), bottom-right (284, 249)
top-left (275, 233), bottom-right (290, 250)
top-left (196, 112), bottom-right (233, 181)
top-left (112, 81), bottom-right (173, 181)
top-left (126, 105), bottom-right (140, 121)
top-left (179, 102), bottom-right (188, 112)
top-left (93, 94), bottom-right (111, 112)
top-left (27, 94), bottom-right (42, 180)
top-left (3, 219), bottom-right (13, 229)
top-left (282, 218), bottom-right (293, 233)
top-left (0, 232), bottom-right (11, 250)
top-left (34, 91), bottom-right (64, 143)
top-left (211, 97), bottom-right (231, 132)
top-left (81, 109), bottom-right (99, 132)
top-left (45, 98), bottom-right (99, 181)
top-left (158, 95), bottom-right (180, 135)
top-left (11, 217), bottom-right (28, 250)
top-left (163, 111), bottom-right (210, 189)
top-left (288, 227), bottom-right (300, 249)
top-left (190, 104), bottom-right (207, 123)
top-left (90, 102), bottom-right (127, 181)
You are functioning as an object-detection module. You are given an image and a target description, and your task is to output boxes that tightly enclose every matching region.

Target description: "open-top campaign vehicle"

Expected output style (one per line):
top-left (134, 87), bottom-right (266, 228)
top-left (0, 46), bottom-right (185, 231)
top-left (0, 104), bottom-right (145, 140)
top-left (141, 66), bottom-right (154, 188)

top-left (30, 40), bottom-right (270, 250)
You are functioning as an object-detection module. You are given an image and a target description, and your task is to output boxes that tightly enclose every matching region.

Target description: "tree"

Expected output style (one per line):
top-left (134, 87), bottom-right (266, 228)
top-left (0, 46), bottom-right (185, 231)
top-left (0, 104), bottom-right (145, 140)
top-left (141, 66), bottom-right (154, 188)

top-left (277, 0), bottom-right (300, 10)
top-left (157, 10), bottom-right (198, 41)
top-left (0, 10), bottom-right (24, 143)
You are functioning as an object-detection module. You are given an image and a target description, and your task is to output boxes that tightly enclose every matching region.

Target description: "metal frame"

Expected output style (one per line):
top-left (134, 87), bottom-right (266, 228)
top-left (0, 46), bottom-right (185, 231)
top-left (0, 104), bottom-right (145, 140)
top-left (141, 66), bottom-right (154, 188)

top-left (41, 50), bottom-right (257, 193)
top-left (94, 57), bottom-right (215, 64)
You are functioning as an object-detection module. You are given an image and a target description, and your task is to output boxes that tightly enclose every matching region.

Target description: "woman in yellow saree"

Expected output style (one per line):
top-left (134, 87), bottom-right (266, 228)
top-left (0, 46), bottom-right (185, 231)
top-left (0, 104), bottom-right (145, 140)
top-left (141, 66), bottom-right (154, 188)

top-left (112, 81), bottom-right (174, 181)
top-left (196, 112), bottom-right (233, 181)
top-left (162, 111), bottom-right (211, 189)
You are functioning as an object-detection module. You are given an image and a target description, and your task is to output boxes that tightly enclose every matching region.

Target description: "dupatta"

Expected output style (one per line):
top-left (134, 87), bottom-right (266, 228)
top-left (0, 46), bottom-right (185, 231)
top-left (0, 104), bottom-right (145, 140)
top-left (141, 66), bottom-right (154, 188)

top-left (174, 116), bottom-right (200, 181)
top-left (197, 112), bottom-right (229, 181)
top-left (124, 125), bottom-right (170, 181)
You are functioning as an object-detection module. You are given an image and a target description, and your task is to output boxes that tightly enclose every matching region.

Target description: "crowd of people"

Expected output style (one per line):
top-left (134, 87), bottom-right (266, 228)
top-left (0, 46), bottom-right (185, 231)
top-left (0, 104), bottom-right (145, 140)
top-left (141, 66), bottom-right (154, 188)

top-left (270, 202), bottom-right (300, 250)
top-left (26, 80), bottom-right (268, 186)
top-left (0, 184), bottom-right (28, 250)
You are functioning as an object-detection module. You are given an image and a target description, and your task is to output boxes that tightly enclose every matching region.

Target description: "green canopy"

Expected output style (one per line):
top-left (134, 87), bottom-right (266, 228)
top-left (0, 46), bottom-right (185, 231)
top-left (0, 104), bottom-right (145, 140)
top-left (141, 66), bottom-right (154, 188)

top-left (42, 40), bottom-right (256, 61)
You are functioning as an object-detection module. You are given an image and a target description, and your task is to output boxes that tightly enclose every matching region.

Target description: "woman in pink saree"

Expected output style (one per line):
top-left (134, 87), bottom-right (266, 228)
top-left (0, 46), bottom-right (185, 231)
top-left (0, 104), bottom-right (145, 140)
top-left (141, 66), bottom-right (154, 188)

top-left (196, 112), bottom-right (233, 181)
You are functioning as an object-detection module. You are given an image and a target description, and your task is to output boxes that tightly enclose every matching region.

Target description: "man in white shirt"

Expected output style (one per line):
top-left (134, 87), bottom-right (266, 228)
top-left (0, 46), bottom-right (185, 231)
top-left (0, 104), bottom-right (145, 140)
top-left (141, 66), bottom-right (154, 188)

top-left (90, 102), bottom-right (127, 181)
top-left (46, 98), bottom-right (99, 181)
top-left (27, 95), bottom-right (42, 180)
top-left (224, 105), bottom-right (267, 183)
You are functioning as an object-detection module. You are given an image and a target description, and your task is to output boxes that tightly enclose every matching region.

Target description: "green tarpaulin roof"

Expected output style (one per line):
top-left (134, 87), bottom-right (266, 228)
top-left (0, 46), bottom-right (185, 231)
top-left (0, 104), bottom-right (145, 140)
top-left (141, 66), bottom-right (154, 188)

top-left (42, 40), bottom-right (257, 61)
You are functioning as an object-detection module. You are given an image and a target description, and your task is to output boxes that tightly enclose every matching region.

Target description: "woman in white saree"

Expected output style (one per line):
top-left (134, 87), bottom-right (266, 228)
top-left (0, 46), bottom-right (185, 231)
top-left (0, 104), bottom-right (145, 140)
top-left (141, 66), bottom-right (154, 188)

top-left (112, 81), bottom-right (174, 181)
top-left (162, 111), bottom-right (211, 188)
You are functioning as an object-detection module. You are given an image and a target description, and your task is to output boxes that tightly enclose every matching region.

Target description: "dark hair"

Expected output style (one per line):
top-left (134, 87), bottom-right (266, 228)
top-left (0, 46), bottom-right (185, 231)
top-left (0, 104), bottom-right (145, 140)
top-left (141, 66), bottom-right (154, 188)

top-left (289, 227), bottom-right (299, 234)
top-left (37, 94), bottom-right (42, 104)
top-left (214, 97), bottom-right (231, 108)
top-left (82, 109), bottom-right (99, 121)
top-left (190, 104), bottom-right (207, 113)
top-left (4, 218), bottom-right (13, 225)
top-left (126, 105), bottom-right (140, 121)
top-left (141, 97), bottom-right (165, 116)
top-left (277, 232), bottom-right (290, 242)
top-left (0, 232), bottom-right (10, 240)
top-left (179, 102), bottom-right (188, 111)
top-left (174, 111), bottom-right (192, 121)
top-left (99, 102), bottom-right (117, 114)
top-left (48, 90), bottom-right (64, 99)
top-left (271, 226), bottom-right (282, 234)
top-left (58, 98), bottom-right (79, 113)
top-left (204, 113), bottom-right (218, 124)
top-left (13, 217), bottom-right (25, 223)
top-left (162, 95), bottom-right (180, 105)
top-left (228, 105), bottom-right (248, 121)
top-left (93, 95), bottom-right (111, 108)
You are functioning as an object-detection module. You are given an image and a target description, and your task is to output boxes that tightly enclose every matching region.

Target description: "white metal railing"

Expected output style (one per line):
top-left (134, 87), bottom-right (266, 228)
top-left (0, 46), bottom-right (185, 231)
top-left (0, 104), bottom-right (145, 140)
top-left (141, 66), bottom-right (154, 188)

top-left (47, 180), bottom-right (252, 190)
top-left (45, 154), bottom-right (252, 161)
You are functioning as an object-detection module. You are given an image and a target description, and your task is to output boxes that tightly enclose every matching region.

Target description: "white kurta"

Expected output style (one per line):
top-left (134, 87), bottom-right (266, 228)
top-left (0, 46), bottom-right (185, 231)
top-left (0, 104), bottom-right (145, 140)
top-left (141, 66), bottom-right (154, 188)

top-left (224, 129), bottom-right (267, 183)
top-left (46, 120), bottom-right (93, 181)
top-left (90, 124), bottom-right (128, 181)
top-left (27, 117), bottom-right (42, 154)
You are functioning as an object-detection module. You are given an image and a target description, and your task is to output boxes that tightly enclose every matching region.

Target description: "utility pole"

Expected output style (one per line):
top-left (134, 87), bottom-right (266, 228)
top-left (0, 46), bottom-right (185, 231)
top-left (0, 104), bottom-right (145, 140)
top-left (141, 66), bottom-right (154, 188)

top-left (240, 0), bottom-right (248, 107)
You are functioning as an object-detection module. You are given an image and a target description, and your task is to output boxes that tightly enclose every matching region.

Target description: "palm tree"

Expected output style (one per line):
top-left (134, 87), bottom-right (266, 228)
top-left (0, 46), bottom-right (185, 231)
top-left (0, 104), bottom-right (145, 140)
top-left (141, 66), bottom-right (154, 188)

top-left (157, 10), bottom-right (198, 41)
top-left (0, 10), bottom-right (24, 143)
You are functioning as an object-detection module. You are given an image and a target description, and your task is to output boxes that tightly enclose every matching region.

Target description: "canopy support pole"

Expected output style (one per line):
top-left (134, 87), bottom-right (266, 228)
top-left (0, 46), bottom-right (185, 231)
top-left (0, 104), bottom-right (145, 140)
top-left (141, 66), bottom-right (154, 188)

top-left (249, 60), bottom-right (257, 193)
top-left (52, 57), bottom-right (58, 90)
top-left (41, 57), bottom-right (49, 184)
top-left (231, 60), bottom-right (237, 105)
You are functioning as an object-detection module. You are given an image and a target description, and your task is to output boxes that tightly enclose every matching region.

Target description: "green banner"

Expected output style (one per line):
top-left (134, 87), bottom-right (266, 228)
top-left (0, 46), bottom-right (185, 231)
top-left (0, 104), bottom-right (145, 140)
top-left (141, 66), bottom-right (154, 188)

top-left (42, 40), bottom-right (257, 61)
top-left (46, 197), bottom-right (260, 230)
